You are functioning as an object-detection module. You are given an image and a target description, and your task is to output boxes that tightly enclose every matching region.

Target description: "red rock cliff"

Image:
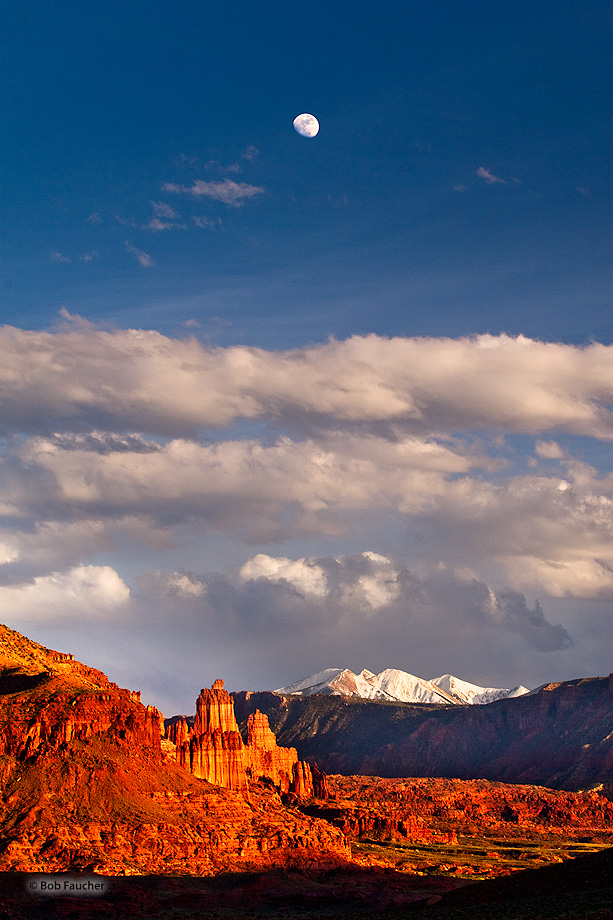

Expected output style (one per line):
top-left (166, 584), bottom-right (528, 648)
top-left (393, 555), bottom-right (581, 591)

top-left (0, 628), bottom-right (349, 875)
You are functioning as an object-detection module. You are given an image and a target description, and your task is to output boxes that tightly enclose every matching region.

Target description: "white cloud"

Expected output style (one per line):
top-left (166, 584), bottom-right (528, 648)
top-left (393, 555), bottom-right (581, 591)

top-left (476, 167), bottom-right (507, 185)
top-left (0, 542), bottom-right (19, 564)
top-left (6, 426), bottom-right (609, 604)
top-left (192, 216), bottom-right (221, 229)
top-left (0, 520), bottom-right (111, 575)
top-left (86, 212), bottom-right (102, 224)
top-left (143, 552), bottom-right (572, 654)
top-left (163, 178), bottom-right (264, 206)
top-left (151, 201), bottom-right (179, 219)
top-left (125, 241), bottom-right (155, 267)
top-left (153, 570), bottom-right (208, 599)
top-left (0, 320), bottom-right (610, 672)
top-left (0, 330), bottom-right (610, 439)
top-left (9, 432), bottom-right (490, 532)
top-left (343, 554), bottom-right (400, 611)
top-left (503, 556), bottom-right (613, 601)
top-left (50, 252), bottom-right (71, 263)
top-left (142, 218), bottom-right (186, 232)
top-left (535, 440), bottom-right (566, 459)
top-left (0, 565), bottom-right (130, 622)
top-left (240, 553), bottom-right (328, 597)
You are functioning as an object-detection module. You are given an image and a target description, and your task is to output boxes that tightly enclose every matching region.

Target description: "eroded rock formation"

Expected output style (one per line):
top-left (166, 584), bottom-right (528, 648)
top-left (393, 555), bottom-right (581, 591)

top-left (0, 625), bottom-right (348, 875)
top-left (175, 681), bottom-right (247, 791)
top-left (171, 683), bottom-right (328, 799)
top-left (321, 775), bottom-right (613, 846)
top-left (244, 710), bottom-right (301, 793)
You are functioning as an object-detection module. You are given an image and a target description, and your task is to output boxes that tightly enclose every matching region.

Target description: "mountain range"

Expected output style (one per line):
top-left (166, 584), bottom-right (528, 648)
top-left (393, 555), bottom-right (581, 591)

top-left (234, 674), bottom-right (613, 790)
top-left (277, 667), bottom-right (530, 705)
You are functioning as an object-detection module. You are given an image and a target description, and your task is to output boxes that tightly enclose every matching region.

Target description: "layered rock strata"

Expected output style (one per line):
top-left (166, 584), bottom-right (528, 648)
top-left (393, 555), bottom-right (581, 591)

top-left (322, 775), bottom-right (613, 845)
top-left (0, 625), bottom-right (348, 874)
top-left (244, 710), bottom-right (302, 793)
top-left (171, 682), bottom-right (328, 798)
top-left (175, 681), bottom-right (247, 791)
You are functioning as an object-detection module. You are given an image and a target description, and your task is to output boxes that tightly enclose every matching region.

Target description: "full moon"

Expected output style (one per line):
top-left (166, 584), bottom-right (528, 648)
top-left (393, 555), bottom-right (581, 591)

top-left (293, 113), bottom-right (319, 138)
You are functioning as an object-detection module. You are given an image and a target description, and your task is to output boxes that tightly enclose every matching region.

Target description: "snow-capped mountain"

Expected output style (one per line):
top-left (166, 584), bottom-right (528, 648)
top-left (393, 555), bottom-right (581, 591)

top-left (276, 668), bottom-right (530, 705)
top-left (430, 674), bottom-right (530, 705)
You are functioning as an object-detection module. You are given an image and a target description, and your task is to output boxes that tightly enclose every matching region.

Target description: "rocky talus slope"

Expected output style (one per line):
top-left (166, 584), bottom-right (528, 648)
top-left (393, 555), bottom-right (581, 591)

top-left (0, 625), bottom-right (348, 874)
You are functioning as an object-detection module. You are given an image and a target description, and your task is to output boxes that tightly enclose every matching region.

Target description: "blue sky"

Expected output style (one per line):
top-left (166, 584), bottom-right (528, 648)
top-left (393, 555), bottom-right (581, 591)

top-left (0, 1), bottom-right (611, 713)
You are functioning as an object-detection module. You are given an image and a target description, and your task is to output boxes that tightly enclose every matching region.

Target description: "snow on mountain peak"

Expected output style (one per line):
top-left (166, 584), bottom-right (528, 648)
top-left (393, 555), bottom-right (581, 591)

top-left (276, 667), bottom-right (530, 705)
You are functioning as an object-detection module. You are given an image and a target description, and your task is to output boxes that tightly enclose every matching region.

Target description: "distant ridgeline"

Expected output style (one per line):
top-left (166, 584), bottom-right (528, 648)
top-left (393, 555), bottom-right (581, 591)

top-left (232, 675), bottom-right (613, 791)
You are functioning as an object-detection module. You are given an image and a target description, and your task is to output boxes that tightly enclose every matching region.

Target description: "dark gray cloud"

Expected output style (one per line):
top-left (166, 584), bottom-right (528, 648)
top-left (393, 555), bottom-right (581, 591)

top-left (127, 553), bottom-right (574, 699)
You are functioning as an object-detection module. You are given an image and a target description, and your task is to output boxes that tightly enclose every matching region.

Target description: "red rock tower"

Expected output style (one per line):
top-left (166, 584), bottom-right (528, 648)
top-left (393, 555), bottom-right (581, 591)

top-left (177, 679), bottom-right (247, 792)
top-left (173, 682), bottom-right (329, 800)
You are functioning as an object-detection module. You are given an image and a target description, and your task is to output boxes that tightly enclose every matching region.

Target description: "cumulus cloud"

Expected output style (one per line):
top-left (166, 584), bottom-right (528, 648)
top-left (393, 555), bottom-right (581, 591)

top-left (0, 330), bottom-right (610, 439)
top-left (4, 432), bottom-right (493, 537)
top-left (502, 556), bottom-right (613, 602)
top-left (0, 325), bottom-right (609, 697)
top-left (163, 178), bottom-right (264, 206)
top-left (138, 552), bottom-right (573, 659)
top-left (6, 552), bottom-right (600, 714)
top-left (15, 552), bottom-right (570, 656)
top-left (535, 440), bottom-right (566, 459)
top-left (0, 565), bottom-right (130, 622)
top-left (240, 554), bottom-right (328, 597)
top-left (2, 428), bottom-right (610, 601)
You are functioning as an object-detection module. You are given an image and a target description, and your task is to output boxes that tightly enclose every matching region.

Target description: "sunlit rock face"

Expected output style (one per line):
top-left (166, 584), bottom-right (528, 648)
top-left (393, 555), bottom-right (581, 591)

top-left (244, 709), bottom-right (299, 793)
top-left (173, 682), bottom-right (329, 799)
top-left (0, 626), bottom-right (348, 875)
top-left (175, 680), bottom-right (247, 791)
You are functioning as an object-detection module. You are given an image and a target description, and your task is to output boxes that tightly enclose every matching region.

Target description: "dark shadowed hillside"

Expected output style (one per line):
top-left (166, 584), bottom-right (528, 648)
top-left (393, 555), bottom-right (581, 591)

top-left (233, 675), bottom-right (613, 790)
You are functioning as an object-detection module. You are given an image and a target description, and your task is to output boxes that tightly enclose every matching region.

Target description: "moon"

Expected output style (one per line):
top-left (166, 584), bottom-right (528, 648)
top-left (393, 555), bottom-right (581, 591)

top-left (293, 113), bottom-right (319, 138)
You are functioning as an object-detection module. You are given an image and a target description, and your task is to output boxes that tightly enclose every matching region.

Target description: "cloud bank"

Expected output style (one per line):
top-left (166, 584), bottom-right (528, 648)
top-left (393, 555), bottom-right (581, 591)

top-left (0, 326), bottom-right (610, 706)
top-left (1, 329), bottom-right (611, 438)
